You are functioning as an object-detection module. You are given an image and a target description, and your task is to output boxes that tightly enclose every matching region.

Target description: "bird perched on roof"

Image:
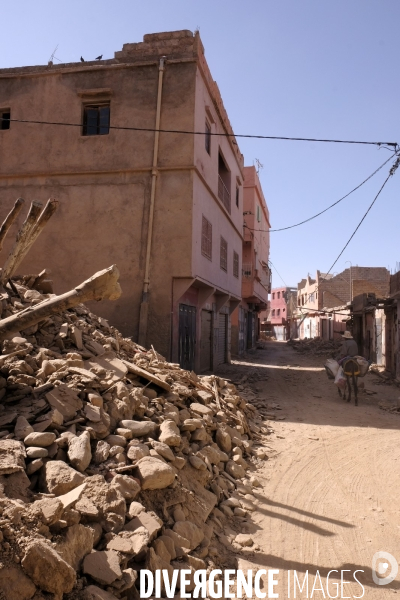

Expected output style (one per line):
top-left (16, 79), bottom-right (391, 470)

top-left (80, 56), bottom-right (85, 62)
top-left (95, 55), bottom-right (103, 60)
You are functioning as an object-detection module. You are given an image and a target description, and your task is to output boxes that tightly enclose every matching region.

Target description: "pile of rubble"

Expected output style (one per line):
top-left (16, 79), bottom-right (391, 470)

top-left (0, 200), bottom-right (270, 600)
top-left (287, 337), bottom-right (342, 356)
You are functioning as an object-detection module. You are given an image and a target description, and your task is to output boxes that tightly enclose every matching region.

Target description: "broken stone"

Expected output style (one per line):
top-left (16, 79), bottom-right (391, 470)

top-left (128, 501), bottom-right (145, 519)
top-left (39, 460), bottom-right (86, 495)
top-left (225, 460), bottom-right (245, 479)
top-left (79, 475), bottom-right (126, 533)
top-left (235, 533), bottom-right (254, 546)
top-left (127, 443), bottom-right (149, 461)
top-left (106, 526), bottom-right (149, 555)
top-left (0, 439), bottom-right (26, 474)
top-left (173, 520), bottom-right (204, 550)
top-left (26, 447), bottom-right (48, 459)
top-left (0, 565), bottom-right (37, 600)
top-left (94, 440), bottom-right (110, 464)
top-left (124, 511), bottom-right (162, 540)
top-left (26, 459), bottom-right (44, 475)
top-left (190, 403), bottom-right (214, 416)
top-left (151, 440), bottom-right (175, 461)
top-left (68, 431), bottom-right (92, 472)
top-left (120, 419), bottom-right (157, 437)
top-left (159, 420), bottom-right (181, 446)
top-left (24, 431), bottom-right (56, 447)
top-left (57, 482), bottom-right (87, 509)
top-left (152, 537), bottom-right (171, 562)
top-left (34, 497), bottom-right (63, 525)
top-left (14, 415), bottom-right (34, 440)
top-left (135, 456), bottom-right (175, 490)
top-left (84, 585), bottom-right (120, 600)
top-left (56, 523), bottom-right (94, 569)
top-left (45, 383), bottom-right (83, 419)
top-left (216, 428), bottom-right (232, 452)
top-left (110, 474), bottom-right (140, 500)
top-left (21, 540), bottom-right (76, 596)
top-left (83, 550), bottom-right (122, 585)
top-left (189, 455), bottom-right (207, 471)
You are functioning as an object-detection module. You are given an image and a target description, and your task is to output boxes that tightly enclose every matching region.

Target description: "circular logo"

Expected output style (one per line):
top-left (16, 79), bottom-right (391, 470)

top-left (372, 551), bottom-right (398, 586)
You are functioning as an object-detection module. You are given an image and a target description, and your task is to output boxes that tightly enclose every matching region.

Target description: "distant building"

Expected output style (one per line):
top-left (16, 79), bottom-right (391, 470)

top-left (266, 286), bottom-right (297, 340)
top-left (231, 166), bottom-right (270, 355)
top-left (0, 30), bottom-right (245, 373)
top-left (296, 267), bottom-right (390, 340)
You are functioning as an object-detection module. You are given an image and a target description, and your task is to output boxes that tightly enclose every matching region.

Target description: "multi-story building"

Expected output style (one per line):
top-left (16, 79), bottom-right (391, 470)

top-left (231, 166), bottom-right (270, 355)
top-left (296, 267), bottom-right (390, 340)
top-left (267, 286), bottom-right (297, 340)
top-left (0, 30), bottom-right (245, 372)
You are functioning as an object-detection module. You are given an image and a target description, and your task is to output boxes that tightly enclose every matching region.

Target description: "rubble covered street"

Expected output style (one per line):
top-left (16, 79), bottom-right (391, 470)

top-left (216, 340), bottom-right (400, 598)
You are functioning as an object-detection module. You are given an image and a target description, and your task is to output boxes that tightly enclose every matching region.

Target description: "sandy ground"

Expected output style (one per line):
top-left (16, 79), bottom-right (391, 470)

top-left (217, 341), bottom-right (400, 600)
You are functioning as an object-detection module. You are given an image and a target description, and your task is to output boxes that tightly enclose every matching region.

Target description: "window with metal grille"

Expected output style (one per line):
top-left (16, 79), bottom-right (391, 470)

top-left (205, 121), bottom-right (211, 154)
top-left (0, 109), bottom-right (10, 130)
top-left (201, 216), bottom-right (212, 260)
top-left (82, 104), bottom-right (110, 136)
top-left (220, 237), bottom-right (228, 272)
top-left (233, 251), bottom-right (239, 278)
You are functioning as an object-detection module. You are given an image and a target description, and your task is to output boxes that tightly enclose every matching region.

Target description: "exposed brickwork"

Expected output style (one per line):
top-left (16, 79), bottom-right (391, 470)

top-left (298, 267), bottom-right (390, 311)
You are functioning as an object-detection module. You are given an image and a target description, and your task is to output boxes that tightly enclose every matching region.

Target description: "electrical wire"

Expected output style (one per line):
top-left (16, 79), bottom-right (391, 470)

top-left (1, 116), bottom-right (398, 149)
top-left (299, 153), bottom-right (400, 312)
top-left (245, 152), bottom-right (396, 233)
top-left (268, 259), bottom-right (289, 288)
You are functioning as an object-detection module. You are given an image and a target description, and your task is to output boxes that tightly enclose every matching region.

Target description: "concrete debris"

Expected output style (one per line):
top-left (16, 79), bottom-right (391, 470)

top-left (0, 267), bottom-right (270, 598)
top-left (287, 337), bottom-right (342, 356)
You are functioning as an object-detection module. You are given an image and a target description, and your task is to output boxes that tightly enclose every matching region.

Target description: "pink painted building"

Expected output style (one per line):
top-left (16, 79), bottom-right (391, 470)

top-left (231, 167), bottom-right (271, 355)
top-left (0, 30), bottom-right (244, 373)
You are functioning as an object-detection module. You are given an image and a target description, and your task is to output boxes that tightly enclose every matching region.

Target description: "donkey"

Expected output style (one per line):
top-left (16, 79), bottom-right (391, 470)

top-left (339, 358), bottom-right (360, 406)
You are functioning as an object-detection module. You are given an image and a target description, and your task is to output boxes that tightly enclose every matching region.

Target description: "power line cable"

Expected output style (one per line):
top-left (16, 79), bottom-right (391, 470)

top-left (245, 152), bottom-right (396, 233)
top-left (299, 153), bottom-right (400, 313)
top-left (1, 116), bottom-right (398, 149)
top-left (268, 259), bottom-right (288, 288)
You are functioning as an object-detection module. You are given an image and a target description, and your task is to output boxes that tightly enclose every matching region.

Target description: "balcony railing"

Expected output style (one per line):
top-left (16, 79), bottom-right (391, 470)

top-left (242, 263), bottom-right (253, 279)
top-left (218, 175), bottom-right (231, 214)
top-left (242, 262), bottom-right (271, 292)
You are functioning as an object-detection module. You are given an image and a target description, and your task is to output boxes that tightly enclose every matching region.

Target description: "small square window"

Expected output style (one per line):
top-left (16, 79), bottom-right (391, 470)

top-left (233, 251), bottom-right (239, 278)
top-left (83, 104), bottom-right (110, 136)
top-left (1, 109), bottom-right (10, 130)
top-left (220, 237), bottom-right (228, 272)
top-left (205, 121), bottom-right (211, 154)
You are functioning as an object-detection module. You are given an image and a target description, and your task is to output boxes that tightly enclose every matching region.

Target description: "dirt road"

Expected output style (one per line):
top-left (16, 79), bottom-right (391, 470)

top-left (217, 341), bottom-right (400, 599)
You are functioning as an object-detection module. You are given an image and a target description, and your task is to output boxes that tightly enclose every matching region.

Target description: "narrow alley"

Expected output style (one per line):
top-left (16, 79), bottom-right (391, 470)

top-left (217, 341), bottom-right (400, 598)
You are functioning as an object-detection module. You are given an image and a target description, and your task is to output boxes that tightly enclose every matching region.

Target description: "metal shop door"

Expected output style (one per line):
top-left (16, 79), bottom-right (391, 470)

top-left (247, 311), bottom-right (254, 349)
top-left (200, 310), bottom-right (212, 372)
top-left (179, 304), bottom-right (196, 371)
top-left (238, 307), bottom-right (245, 356)
top-left (217, 312), bottom-right (227, 365)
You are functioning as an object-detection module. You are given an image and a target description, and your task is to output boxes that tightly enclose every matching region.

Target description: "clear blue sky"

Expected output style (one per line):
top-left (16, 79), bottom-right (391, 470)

top-left (1, 1), bottom-right (399, 288)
